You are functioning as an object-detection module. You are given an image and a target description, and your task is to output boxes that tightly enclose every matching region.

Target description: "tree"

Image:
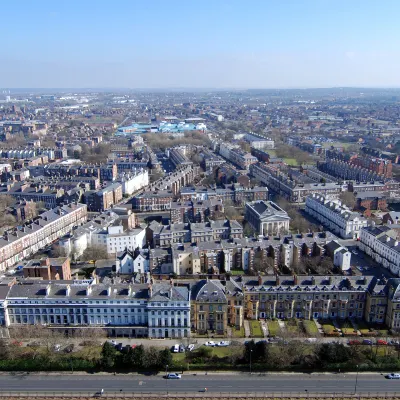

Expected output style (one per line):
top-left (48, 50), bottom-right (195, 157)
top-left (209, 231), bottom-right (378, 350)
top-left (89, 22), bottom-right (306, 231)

top-left (80, 245), bottom-right (110, 264)
top-left (158, 348), bottom-right (173, 368)
top-left (144, 346), bottom-right (160, 369)
top-left (0, 195), bottom-right (17, 232)
top-left (339, 192), bottom-right (356, 209)
top-left (317, 343), bottom-right (351, 366)
top-left (101, 342), bottom-right (116, 369)
top-left (51, 245), bottom-right (67, 258)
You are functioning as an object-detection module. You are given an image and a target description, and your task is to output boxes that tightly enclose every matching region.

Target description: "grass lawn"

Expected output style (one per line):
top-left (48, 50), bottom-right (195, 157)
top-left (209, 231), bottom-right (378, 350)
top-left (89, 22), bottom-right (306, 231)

top-left (230, 270), bottom-right (244, 276)
top-left (321, 321), bottom-right (338, 335)
top-left (267, 320), bottom-right (281, 337)
top-left (249, 320), bottom-right (263, 338)
top-left (302, 320), bottom-right (320, 337)
top-left (232, 327), bottom-right (245, 338)
top-left (283, 158), bottom-right (299, 166)
top-left (286, 319), bottom-right (302, 336)
top-left (172, 352), bottom-right (186, 363)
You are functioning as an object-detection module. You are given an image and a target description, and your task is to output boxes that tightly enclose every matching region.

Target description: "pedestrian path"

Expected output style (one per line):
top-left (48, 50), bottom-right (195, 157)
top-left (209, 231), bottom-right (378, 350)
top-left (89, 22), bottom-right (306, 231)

top-left (260, 320), bottom-right (269, 337)
top-left (243, 320), bottom-right (250, 338)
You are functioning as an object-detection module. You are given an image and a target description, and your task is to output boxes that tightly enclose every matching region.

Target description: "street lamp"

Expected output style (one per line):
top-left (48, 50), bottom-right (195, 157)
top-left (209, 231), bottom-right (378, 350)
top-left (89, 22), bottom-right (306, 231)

top-left (165, 364), bottom-right (169, 396)
top-left (250, 349), bottom-right (253, 374)
top-left (354, 364), bottom-right (359, 395)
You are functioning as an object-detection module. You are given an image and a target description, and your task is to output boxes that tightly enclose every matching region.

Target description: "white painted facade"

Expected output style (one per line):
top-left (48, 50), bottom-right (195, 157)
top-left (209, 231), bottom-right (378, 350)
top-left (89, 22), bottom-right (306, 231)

top-left (359, 225), bottom-right (400, 277)
top-left (305, 194), bottom-right (368, 239)
top-left (119, 169), bottom-right (149, 196)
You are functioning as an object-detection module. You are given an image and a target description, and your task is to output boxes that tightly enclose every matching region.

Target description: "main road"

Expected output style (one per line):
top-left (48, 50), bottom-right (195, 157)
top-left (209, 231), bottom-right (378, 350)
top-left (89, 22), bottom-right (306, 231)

top-left (0, 373), bottom-right (397, 395)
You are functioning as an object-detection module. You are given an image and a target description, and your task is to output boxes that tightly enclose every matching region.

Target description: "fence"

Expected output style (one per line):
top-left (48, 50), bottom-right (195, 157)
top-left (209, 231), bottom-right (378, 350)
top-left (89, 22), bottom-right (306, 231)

top-left (0, 392), bottom-right (398, 400)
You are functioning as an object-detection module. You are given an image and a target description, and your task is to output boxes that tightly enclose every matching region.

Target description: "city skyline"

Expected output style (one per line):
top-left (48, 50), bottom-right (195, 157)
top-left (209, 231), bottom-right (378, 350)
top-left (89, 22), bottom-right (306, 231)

top-left (2, 0), bottom-right (400, 89)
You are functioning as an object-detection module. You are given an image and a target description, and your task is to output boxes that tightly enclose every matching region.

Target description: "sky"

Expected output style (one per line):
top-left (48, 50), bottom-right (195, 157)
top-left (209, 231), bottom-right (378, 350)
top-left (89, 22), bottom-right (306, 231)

top-left (1, 0), bottom-right (400, 89)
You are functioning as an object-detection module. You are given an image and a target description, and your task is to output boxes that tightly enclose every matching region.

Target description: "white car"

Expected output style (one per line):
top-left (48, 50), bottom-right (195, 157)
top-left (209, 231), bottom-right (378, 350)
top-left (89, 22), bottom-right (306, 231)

top-left (204, 341), bottom-right (216, 347)
top-left (386, 373), bottom-right (400, 379)
top-left (172, 344), bottom-right (179, 353)
top-left (166, 373), bottom-right (182, 379)
top-left (217, 341), bottom-right (230, 347)
top-left (187, 344), bottom-right (195, 352)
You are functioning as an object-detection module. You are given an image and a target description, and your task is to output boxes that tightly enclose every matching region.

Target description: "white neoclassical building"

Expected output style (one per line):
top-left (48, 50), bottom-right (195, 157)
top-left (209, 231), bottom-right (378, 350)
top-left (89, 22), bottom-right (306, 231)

top-left (305, 193), bottom-right (368, 239)
top-left (359, 225), bottom-right (400, 277)
top-left (245, 200), bottom-right (290, 235)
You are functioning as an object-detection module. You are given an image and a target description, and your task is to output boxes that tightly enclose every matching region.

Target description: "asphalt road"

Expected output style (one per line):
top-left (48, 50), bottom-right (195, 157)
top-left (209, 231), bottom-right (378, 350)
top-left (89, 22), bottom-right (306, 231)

top-left (0, 373), bottom-right (398, 394)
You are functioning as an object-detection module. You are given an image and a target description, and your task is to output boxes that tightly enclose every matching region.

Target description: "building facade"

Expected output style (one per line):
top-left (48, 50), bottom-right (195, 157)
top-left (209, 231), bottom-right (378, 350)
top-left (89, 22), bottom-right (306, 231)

top-left (305, 194), bottom-right (368, 239)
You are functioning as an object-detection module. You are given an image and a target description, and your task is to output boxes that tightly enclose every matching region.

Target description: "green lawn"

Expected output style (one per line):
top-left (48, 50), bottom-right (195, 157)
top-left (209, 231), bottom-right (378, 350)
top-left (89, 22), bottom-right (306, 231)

top-left (232, 327), bottom-right (245, 338)
top-left (302, 320), bottom-right (320, 337)
top-left (230, 270), bottom-right (245, 276)
top-left (286, 319), bottom-right (302, 336)
top-left (283, 158), bottom-right (299, 166)
top-left (249, 320), bottom-right (264, 338)
top-left (267, 320), bottom-right (281, 337)
top-left (321, 321), bottom-right (338, 335)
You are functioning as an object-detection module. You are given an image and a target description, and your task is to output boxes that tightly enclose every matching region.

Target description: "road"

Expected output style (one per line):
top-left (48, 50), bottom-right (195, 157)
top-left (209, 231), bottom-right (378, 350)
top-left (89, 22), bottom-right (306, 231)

top-left (0, 373), bottom-right (397, 394)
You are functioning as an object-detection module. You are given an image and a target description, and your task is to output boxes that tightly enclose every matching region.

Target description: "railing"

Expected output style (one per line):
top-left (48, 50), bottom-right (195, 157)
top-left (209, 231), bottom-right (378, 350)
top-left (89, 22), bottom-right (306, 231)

top-left (0, 392), bottom-right (397, 399)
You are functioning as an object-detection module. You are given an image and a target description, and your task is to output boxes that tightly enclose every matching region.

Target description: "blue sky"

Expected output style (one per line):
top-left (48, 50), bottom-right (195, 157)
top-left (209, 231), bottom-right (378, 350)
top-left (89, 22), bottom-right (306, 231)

top-left (1, 0), bottom-right (400, 88)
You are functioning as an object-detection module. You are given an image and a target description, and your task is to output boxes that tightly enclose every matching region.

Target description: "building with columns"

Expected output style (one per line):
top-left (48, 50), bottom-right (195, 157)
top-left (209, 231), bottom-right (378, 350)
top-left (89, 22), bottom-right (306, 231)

top-left (147, 282), bottom-right (190, 338)
top-left (245, 200), bottom-right (290, 235)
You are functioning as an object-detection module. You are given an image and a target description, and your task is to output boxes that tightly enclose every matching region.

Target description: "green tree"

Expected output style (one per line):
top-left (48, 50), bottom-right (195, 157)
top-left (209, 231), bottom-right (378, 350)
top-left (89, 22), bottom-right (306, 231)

top-left (317, 343), bottom-right (351, 366)
top-left (100, 342), bottom-right (116, 369)
top-left (158, 348), bottom-right (173, 368)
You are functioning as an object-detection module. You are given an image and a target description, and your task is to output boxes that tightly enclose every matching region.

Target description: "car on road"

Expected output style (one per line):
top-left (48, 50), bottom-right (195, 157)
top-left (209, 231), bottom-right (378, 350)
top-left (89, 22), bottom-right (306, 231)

top-left (348, 340), bottom-right (361, 346)
top-left (187, 344), bottom-right (195, 352)
top-left (386, 373), bottom-right (400, 379)
top-left (166, 373), bottom-right (182, 379)
top-left (179, 344), bottom-right (185, 353)
top-left (217, 341), bottom-right (230, 347)
top-left (362, 339), bottom-right (373, 345)
top-left (108, 340), bottom-right (117, 346)
top-left (377, 339), bottom-right (388, 346)
top-left (204, 341), bottom-right (216, 347)
top-left (389, 340), bottom-right (400, 346)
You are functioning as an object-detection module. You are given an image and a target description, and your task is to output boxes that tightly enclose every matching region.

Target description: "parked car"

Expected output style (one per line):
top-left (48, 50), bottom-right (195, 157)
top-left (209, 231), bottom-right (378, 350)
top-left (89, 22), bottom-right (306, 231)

top-left (172, 344), bottom-right (179, 353)
top-left (362, 339), bottom-right (373, 345)
top-left (348, 340), bottom-right (361, 346)
top-left (179, 344), bottom-right (185, 353)
top-left (166, 373), bottom-right (182, 379)
top-left (64, 344), bottom-right (74, 353)
top-left (217, 341), bottom-right (230, 347)
top-left (108, 340), bottom-right (117, 346)
top-left (377, 339), bottom-right (388, 346)
top-left (115, 343), bottom-right (123, 351)
top-left (204, 341), bottom-right (216, 347)
top-left (187, 344), bottom-right (195, 352)
top-left (389, 340), bottom-right (400, 346)
top-left (386, 373), bottom-right (400, 379)
top-left (53, 344), bottom-right (61, 352)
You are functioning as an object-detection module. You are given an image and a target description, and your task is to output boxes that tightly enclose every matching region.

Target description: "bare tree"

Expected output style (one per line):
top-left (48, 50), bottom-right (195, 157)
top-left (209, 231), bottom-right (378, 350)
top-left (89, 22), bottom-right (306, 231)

top-left (339, 192), bottom-right (356, 209)
top-left (80, 245), bottom-right (110, 267)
